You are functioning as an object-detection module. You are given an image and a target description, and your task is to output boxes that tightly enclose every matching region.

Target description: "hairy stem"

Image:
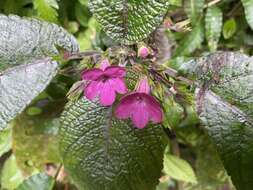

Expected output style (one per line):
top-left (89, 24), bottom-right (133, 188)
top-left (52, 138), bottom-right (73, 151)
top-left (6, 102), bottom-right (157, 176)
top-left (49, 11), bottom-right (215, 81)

top-left (65, 51), bottom-right (102, 60)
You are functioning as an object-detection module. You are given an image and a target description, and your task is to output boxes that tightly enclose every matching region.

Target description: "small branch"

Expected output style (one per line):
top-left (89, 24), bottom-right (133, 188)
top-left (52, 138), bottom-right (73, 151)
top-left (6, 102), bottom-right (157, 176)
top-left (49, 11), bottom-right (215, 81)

top-left (54, 164), bottom-right (63, 180)
top-left (150, 66), bottom-right (194, 88)
top-left (163, 67), bottom-right (194, 86)
top-left (163, 127), bottom-right (177, 140)
top-left (205, 0), bottom-right (222, 8)
top-left (168, 0), bottom-right (222, 31)
top-left (149, 68), bottom-right (173, 86)
top-left (65, 51), bottom-right (102, 61)
top-left (176, 76), bottom-right (194, 85)
top-left (227, 1), bottom-right (242, 17)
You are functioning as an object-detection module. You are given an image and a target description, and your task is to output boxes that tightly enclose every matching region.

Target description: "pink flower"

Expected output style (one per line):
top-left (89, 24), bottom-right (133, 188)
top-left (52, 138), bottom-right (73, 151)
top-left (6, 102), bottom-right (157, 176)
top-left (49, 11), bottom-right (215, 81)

top-left (82, 59), bottom-right (127, 106)
top-left (138, 46), bottom-right (150, 58)
top-left (115, 77), bottom-right (163, 129)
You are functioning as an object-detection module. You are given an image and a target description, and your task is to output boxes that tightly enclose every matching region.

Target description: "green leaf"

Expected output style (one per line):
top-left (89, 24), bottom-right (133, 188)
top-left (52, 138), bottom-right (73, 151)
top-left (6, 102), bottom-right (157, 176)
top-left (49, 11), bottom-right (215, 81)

top-left (16, 173), bottom-right (55, 190)
top-left (241, 0), bottom-right (253, 30)
top-left (163, 154), bottom-right (197, 183)
top-left (223, 18), bottom-right (237, 39)
top-left (89, 0), bottom-right (170, 44)
top-left (0, 126), bottom-right (12, 157)
top-left (13, 112), bottom-right (60, 175)
top-left (0, 15), bottom-right (79, 129)
top-left (185, 136), bottom-right (230, 190)
top-left (205, 6), bottom-right (223, 52)
top-left (33, 0), bottom-right (59, 23)
top-left (3, 0), bottom-right (23, 14)
top-left (0, 15), bottom-right (79, 71)
top-left (79, 0), bottom-right (88, 6)
top-left (191, 52), bottom-right (253, 190)
top-left (0, 59), bottom-right (58, 129)
top-left (1, 155), bottom-right (24, 190)
top-left (26, 107), bottom-right (43, 116)
top-left (184, 0), bottom-right (205, 25)
top-left (163, 97), bottom-right (184, 128)
top-left (77, 17), bottom-right (99, 51)
top-left (173, 20), bottom-right (204, 57)
top-left (59, 98), bottom-right (166, 190)
top-left (169, 0), bottom-right (182, 6)
top-left (75, 1), bottom-right (90, 27)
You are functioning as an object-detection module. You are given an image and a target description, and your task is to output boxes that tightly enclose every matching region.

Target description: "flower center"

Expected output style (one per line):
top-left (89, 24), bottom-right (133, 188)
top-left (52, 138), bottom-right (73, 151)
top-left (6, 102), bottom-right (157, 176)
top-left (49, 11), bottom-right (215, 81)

top-left (136, 95), bottom-right (143, 102)
top-left (101, 75), bottom-right (110, 82)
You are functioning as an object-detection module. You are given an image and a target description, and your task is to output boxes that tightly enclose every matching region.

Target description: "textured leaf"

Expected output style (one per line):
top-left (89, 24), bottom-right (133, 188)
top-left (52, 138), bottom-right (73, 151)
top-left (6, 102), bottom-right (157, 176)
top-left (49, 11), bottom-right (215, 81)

top-left (189, 52), bottom-right (253, 190)
top-left (0, 15), bottom-right (79, 129)
top-left (223, 18), bottom-right (237, 39)
top-left (196, 90), bottom-right (252, 190)
top-left (241, 0), bottom-right (253, 30)
top-left (16, 173), bottom-right (55, 190)
top-left (59, 97), bottom-right (166, 190)
top-left (0, 14), bottom-right (79, 71)
top-left (33, 0), bottom-right (59, 23)
top-left (0, 59), bottom-right (58, 129)
top-left (184, 0), bottom-right (205, 25)
top-left (89, 0), bottom-right (170, 44)
top-left (164, 154), bottom-right (197, 183)
top-left (173, 20), bottom-right (204, 57)
top-left (205, 6), bottom-right (222, 52)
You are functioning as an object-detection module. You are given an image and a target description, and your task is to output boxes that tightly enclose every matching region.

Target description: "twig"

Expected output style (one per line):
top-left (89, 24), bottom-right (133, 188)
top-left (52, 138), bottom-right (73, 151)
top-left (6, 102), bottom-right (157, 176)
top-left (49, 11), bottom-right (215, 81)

top-left (164, 67), bottom-right (194, 86)
top-left (227, 1), bottom-right (242, 17)
top-left (150, 66), bottom-right (194, 87)
top-left (54, 164), bottom-right (63, 180)
top-left (205, 0), bottom-right (222, 8)
top-left (169, 0), bottom-right (222, 31)
top-left (149, 68), bottom-right (173, 86)
top-left (65, 51), bottom-right (102, 60)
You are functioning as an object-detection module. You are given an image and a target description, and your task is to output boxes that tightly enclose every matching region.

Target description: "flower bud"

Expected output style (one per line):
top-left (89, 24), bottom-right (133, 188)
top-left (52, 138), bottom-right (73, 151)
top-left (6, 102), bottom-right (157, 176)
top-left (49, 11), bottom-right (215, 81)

top-left (100, 58), bottom-right (110, 70)
top-left (136, 77), bottom-right (150, 94)
top-left (138, 46), bottom-right (150, 58)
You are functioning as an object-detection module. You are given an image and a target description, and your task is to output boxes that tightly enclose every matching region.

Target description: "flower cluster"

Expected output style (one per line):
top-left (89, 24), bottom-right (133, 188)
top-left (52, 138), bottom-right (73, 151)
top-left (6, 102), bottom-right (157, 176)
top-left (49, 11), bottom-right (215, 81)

top-left (82, 59), bottom-right (163, 129)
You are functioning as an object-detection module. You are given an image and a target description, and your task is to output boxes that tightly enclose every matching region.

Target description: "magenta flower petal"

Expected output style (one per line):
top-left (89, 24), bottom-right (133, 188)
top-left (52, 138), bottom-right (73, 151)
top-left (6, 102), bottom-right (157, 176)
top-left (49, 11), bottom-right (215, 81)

top-left (82, 64), bottom-right (128, 106)
top-left (82, 68), bottom-right (103, 80)
top-left (110, 78), bottom-right (127, 94)
top-left (144, 94), bottom-right (163, 123)
top-left (84, 81), bottom-right (100, 100)
top-left (131, 103), bottom-right (149, 129)
top-left (115, 93), bottom-right (136, 119)
top-left (115, 92), bottom-right (163, 128)
top-left (104, 66), bottom-right (126, 78)
top-left (99, 81), bottom-right (116, 106)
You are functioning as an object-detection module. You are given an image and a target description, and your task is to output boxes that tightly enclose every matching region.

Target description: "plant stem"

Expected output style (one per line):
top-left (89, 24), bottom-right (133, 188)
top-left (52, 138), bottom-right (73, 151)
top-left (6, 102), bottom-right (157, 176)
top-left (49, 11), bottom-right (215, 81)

top-left (164, 67), bottom-right (194, 85)
top-left (54, 164), bottom-right (63, 180)
top-left (65, 51), bottom-right (102, 60)
top-left (205, 0), bottom-right (222, 8)
top-left (150, 66), bottom-right (194, 87)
